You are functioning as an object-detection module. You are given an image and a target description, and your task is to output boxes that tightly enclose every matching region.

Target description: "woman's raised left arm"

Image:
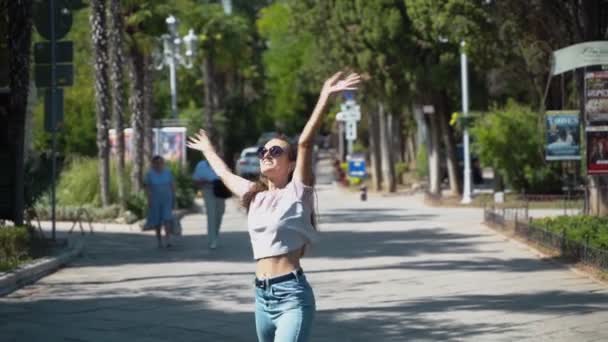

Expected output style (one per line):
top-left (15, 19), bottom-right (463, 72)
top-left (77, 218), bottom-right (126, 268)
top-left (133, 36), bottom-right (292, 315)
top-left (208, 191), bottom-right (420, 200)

top-left (294, 72), bottom-right (361, 186)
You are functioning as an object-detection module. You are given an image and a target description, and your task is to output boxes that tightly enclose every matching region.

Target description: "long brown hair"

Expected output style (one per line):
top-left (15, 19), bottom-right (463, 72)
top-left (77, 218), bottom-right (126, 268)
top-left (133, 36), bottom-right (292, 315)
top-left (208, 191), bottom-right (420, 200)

top-left (241, 136), bottom-right (317, 230)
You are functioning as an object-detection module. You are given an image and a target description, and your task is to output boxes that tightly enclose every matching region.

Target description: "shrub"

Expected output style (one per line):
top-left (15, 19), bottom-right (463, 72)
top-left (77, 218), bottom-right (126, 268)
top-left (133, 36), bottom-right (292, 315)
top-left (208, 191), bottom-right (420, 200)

top-left (533, 216), bottom-right (608, 249)
top-left (395, 162), bottom-right (409, 178)
top-left (348, 177), bottom-right (362, 185)
top-left (126, 191), bottom-right (147, 220)
top-left (33, 204), bottom-right (121, 222)
top-left (56, 157), bottom-right (102, 206)
top-left (0, 226), bottom-right (31, 272)
top-left (416, 144), bottom-right (429, 179)
top-left (166, 162), bottom-right (195, 210)
top-left (472, 100), bottom-right (562, 193)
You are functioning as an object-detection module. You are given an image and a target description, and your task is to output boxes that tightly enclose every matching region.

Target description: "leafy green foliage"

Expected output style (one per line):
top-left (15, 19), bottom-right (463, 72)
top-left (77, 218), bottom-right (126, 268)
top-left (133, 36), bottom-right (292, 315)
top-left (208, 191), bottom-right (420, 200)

top-left (0, 226), bottom-right (30, 272)
top-left (126, 191), bottom-right (147, 220)
top-left (472, 101), bottom-right (561, 193)
top-left (416, 144), bottom-right (429, 179)
top-left (33, 204), bottom-right (122, 223)
top-left (257, 2), bottom-right (316, 132)
top-left (33, 8), bottom-right (97, 156)
top-left (534, 216), bottom-right (608, 249)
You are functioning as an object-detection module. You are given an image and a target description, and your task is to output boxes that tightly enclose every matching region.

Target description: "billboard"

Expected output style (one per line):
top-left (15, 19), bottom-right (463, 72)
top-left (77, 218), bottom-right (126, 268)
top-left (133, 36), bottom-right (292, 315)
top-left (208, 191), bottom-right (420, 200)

top-left (585, 71), bottom-right (608, 124)
top-left (108, 127), bottom-right (186, 165)
top-left (545, 111), bottom-right (581, 161)
top-left (587, 126), bottom-right (608, 175)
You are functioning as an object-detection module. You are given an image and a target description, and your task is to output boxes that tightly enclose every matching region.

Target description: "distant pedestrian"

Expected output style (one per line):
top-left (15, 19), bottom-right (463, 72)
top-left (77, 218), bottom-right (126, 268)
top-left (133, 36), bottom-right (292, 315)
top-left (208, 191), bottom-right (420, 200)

top-left (187, 71), bottom-right (361, 342)
top-left (193, 159), bottom-right (226, 249)
top-left (144, 156), bottom-right (176, 248)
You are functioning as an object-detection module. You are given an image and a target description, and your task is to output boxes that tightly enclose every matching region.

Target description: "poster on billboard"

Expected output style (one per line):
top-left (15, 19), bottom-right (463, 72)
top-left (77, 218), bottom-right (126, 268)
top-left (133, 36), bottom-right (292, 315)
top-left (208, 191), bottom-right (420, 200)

top-left (587, 126), bottom-right (608, 174)
top-left (157, 127), bottom-right (186, 165)
top-left (108, 127), bottom-right (186, 165)
top-left (545, 111), bottom-right (581, 161)
top-left (585, 71), bottom-right (608, 124)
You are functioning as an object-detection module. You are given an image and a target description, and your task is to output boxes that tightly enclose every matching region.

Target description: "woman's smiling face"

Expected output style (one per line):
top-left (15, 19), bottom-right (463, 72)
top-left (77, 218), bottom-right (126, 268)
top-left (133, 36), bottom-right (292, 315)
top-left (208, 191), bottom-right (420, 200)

top-left (259, 138), bottom-right (294, 180)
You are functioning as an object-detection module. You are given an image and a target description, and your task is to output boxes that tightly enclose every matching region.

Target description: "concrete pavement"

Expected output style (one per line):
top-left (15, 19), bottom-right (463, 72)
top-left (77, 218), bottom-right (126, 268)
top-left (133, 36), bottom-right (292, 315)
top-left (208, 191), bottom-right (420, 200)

top-left (2, 167), bottom-right (608, 340)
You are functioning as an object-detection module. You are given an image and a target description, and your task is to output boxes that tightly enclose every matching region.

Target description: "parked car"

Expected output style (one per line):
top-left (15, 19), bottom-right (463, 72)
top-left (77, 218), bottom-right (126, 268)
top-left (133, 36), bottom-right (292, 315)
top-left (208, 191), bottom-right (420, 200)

top-left (235, 146), bottom-right (261, 179)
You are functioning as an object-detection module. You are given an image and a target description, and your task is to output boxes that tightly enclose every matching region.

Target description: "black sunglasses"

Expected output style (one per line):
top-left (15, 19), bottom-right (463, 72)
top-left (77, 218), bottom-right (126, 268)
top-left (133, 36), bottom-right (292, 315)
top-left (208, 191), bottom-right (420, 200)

top-left (257, 145), bottom-right (285, 159)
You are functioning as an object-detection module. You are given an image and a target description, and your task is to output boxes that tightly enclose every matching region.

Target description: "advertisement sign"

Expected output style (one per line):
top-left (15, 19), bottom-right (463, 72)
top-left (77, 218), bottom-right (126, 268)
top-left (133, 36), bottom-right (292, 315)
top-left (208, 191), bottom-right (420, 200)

top-left (156, 127), bottom-right (186, 165)
top-left (587, 126), bottom-right (608, 175)
top-left (108, 127), bottom-right (185, 165)
top-left (585, 71), bottom-right (608, 123)
top-left (552, 41), bottom-right (608, 75)
top-left (545, 111), bottom-right (581, 161)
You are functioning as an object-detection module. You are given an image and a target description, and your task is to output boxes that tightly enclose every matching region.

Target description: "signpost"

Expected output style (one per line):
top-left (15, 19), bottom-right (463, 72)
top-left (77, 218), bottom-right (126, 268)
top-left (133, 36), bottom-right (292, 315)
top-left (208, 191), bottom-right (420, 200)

top-left (33, 0), bottom-right (76, 240)
top-left (336, 93), bottom-right (361, 157)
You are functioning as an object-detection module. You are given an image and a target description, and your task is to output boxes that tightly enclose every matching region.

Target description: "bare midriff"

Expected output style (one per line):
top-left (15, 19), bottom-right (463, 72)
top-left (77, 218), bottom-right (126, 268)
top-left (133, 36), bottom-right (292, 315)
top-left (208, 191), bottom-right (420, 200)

top-left (255, 248), bottom-right (304, 279)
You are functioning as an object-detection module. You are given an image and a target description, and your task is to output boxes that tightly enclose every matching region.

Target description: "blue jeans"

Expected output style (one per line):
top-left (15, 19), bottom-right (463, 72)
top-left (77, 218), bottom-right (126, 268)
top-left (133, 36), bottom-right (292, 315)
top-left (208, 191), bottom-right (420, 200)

top-left (255, 273), bottom-right (316, 342)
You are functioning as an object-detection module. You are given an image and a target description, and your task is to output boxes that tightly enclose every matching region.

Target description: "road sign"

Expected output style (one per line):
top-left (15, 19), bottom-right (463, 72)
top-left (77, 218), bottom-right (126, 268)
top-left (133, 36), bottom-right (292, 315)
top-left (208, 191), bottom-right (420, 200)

top-left (35, 63), bottom-right (74, 87)
top-left (44, 88), bottom-right (64, 132)
top-left (34, 41), bottom-right (73, 64)
top-left (34, 0), bottom-right (73, 41)
top-left (345, 120), bottom-right (357, 140)
top-left (347, 154), bottom-right (366, 178)
top-left (337, 100), bottom-right (361, 122)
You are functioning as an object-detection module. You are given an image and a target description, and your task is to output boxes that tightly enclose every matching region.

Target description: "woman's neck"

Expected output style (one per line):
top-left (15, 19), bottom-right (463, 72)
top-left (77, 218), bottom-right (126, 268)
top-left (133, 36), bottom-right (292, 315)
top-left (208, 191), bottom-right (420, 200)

top-left (266, 177), bottom-right (289, 191)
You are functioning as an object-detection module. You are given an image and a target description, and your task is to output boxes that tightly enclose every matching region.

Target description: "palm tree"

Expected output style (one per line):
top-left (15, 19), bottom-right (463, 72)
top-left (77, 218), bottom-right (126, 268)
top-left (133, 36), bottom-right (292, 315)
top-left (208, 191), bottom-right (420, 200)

top-left (128, 43), bottom-right (145, 193)
top-left (108, 0), bottom-right (127, 206)
top-left (90, 0), bottom-right (111, 206)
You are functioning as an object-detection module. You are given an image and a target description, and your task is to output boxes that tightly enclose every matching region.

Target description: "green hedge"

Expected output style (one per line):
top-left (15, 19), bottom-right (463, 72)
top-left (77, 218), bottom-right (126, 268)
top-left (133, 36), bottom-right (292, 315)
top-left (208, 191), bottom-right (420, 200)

top-left (533, 216), bottom-right (608, 249)
top-left (33, 204), bottom-right (123, 222)
top-left (37, 157), bottom-right (196, 222)
top-left (0, 226), bottom-right (31, 272)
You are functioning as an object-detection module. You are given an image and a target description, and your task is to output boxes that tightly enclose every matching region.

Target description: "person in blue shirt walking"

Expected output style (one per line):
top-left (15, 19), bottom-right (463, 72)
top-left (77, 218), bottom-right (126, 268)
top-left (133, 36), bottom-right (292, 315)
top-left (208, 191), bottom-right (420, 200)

top-left (144, 156), bottom-right (176, 248)
top-left (193, 159), bottom-right (225, 249)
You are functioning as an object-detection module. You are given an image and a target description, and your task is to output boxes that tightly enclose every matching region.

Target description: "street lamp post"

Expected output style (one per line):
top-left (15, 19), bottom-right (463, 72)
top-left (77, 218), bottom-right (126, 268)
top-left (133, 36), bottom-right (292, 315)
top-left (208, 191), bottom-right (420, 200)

top-left (460, 40), bottom-right (473, 204)
top-left (154, 15), bottom-right (198, 119)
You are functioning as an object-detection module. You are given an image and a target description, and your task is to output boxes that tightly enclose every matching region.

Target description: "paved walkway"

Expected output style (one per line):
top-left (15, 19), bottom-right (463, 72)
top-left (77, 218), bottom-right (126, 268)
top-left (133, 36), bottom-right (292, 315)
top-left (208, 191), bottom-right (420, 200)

top-left (2, 162), bottom-right (608, 341)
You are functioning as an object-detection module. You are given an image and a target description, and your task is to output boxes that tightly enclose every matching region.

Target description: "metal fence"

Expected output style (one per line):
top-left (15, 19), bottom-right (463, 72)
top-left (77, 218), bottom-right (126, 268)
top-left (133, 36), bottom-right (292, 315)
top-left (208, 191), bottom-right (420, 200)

top-left (484, 205), bottom-right (608, 272)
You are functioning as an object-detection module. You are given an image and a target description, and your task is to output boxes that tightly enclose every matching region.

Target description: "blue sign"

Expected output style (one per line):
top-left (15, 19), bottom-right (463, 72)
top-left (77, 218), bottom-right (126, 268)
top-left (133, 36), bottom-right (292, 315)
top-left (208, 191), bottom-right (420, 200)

top-left (347, 155), bottom-right (366, 178)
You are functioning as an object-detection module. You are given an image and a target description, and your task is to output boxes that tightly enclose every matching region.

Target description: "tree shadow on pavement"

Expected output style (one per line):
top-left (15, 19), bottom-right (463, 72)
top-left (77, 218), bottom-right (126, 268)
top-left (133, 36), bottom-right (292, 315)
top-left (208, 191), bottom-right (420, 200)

top-left (67, 226), bottom-right (486, 267)
top-left (2, 286), bottom-right (608, 341)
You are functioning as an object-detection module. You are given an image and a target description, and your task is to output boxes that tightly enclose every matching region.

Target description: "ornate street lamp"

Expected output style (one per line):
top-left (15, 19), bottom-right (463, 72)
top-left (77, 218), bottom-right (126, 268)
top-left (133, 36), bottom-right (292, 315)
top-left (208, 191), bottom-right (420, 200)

top-left (154, 15), bottom-right (198, 119)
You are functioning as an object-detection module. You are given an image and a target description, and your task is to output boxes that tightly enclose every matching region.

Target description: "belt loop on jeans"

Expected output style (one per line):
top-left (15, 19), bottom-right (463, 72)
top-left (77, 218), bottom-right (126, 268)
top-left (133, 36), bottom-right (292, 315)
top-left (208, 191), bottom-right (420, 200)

top-left (264, 278), bottom-right (270, 290)
top-left (292, 269), bottom-right (300, 282)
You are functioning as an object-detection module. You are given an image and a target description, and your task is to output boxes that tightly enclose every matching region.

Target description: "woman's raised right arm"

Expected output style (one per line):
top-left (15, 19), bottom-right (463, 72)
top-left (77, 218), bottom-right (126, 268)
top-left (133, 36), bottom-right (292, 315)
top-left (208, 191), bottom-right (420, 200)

top-left (187, 130), bottom-right (252, 198)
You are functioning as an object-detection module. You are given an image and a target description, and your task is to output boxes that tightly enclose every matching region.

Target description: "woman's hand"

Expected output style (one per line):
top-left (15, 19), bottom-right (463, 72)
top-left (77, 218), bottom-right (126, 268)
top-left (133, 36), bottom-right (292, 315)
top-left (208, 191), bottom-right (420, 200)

top-left (320, 71), bottom-right (361, 98)
top-left (186, 129), bottom-right (214, 153)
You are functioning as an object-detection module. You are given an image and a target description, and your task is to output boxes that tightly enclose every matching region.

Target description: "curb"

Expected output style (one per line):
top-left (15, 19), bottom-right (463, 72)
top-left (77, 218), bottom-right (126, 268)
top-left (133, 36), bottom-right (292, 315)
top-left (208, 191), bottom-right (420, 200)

top-left (0, 238), bottom-right (85, 297)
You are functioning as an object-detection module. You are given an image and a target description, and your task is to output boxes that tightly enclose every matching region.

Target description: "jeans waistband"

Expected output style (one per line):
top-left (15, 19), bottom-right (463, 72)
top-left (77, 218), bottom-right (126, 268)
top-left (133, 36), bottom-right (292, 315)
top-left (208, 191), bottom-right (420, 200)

top-left (255, 269), bottom-right (303, 289)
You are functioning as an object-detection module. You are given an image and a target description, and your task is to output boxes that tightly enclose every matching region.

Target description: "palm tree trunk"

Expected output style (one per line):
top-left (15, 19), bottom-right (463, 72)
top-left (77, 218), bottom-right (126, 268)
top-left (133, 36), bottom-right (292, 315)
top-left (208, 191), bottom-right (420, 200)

top-left (90, 0), bottom-right (111, 206)
top-left (108, 0), bottom-right (127, 206)
top-left (143, 53), bottom-right (154, 165)
top-left (129, 46), bottom-right (145, 193)
top-left (7, 0), bottom-right (33, 224)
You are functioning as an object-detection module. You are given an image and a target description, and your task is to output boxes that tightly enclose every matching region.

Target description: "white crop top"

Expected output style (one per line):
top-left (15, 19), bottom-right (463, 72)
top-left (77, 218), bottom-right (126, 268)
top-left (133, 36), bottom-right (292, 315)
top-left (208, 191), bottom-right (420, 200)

top-left (246, 179), bottom-right (319, 260)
